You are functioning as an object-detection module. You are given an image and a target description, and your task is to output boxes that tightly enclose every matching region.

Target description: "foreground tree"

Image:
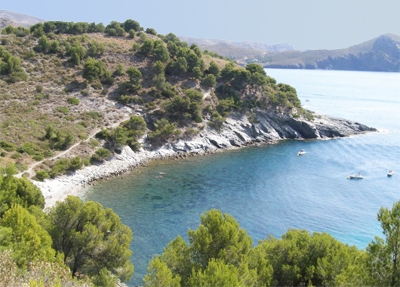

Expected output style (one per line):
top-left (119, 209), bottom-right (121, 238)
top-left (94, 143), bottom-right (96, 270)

top-left (0, 164), bottom-right (44, 216)
top-left (47, 196), bottom-right (134, 282)
top-left (144, 209), bottom-right (268, 286)
top-left (0, 204), bottom-right (55, 267)
top-left (144, 209), bottom-right (373, 287)
top-left (257, 229), bottom-right (368, 286)
top-left (367, 200), bottom-right (400, 286)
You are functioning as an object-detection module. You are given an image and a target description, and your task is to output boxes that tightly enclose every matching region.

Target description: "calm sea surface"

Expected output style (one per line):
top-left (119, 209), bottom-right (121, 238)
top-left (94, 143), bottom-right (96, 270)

top-left (84, 69), bottom-right (400, 286)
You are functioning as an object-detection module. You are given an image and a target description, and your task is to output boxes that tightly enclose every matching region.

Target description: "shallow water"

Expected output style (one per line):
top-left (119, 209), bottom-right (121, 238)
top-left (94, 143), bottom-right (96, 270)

top-left (85, 69), bottom-right (400, 286)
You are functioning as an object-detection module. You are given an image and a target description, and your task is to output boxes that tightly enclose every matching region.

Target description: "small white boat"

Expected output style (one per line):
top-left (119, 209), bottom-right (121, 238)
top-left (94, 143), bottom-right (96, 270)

top-left (347, 173), bottom-right (363, 179)
top-left (387, 170), bottom-right (394, 177)
top-left (297, 149), bottom-right (306, 156)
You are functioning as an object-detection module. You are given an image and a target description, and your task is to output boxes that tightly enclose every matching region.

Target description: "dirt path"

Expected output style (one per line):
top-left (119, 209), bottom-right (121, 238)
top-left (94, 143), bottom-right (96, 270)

top-left (16, 116), bottom-right (131, 178)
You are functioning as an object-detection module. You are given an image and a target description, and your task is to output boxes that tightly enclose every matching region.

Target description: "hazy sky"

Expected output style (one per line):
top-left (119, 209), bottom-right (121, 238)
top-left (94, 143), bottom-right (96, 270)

top-left (3, 0), bottom-right (400, 50)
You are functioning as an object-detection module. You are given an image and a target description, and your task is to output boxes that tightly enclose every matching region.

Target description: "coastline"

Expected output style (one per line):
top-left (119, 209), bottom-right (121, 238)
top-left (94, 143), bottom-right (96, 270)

top-left (34, 141), bottom-right (231, 209)
top-left (32, 110), bottom-right (376, 209)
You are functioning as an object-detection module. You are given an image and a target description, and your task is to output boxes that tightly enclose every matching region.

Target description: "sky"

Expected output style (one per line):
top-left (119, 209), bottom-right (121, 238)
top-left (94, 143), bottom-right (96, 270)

top-left (2, 0), bottom-right (400, 50)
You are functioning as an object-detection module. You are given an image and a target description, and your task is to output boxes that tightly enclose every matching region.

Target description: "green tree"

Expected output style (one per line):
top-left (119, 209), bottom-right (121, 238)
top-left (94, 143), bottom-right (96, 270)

top-left (66, 40), bottom-right (86, 65)
top-left (144, 209), bottom-right (268, 287)
top-left (153, 41), bottom-right (170, 62)
top-left (245, 63), bottom-right (266, 76)
top-left (188, 259), bottom-right (240, 287)
top-left (208, 61), bottom-right (220, 78)
top-left (139, 39), bottom-right (154, 56)
top-left (123, 19), bottom-right (142, 33)
top-left (201, 74), bottom-right (217, 87)
top-left (105, 21), bottom-right (125, 36)
top-left (166, 57), bottom-right (187, 75)
top-left (128, 29), bottom-right (136, 38)
top-left (92, 267), bottom-right (119, 287)
top-left (126, 66), bottom-right (142, 87)
top-left (190, 44), bottom-right (202, 58)
top-left (34, 35), bottom-right (51, 53)
top-left (367, 200), bottom-right (400, 286)
top-left (87, 40), bottom-right (106, 57)
top-left (82, 57), bottom-right (100, 82)
top-left (148, 118), bottom-right (180, 144)
top-left (192, 67), bottom-right (203, 80)
top-left (167, 41), bottom-right (178, 58)
top-left (220, 63), bottom-right (236, 82)
top-left (0, 165), bottom-right (44, 216)
top-left (1, 25), bottom-right (15, 35)
top-left (143, 257), bottom-right (181, 287)
top-left (154, 60), bottom-right (165, 75)
top-left (0, 204), bottom-right (55, 267)
top-left (47, 196), bottom-right (134, 282)
top-left (82, 57), bottom-right (107, 82)
top-left (258, 229), bottom-right (365, 287)
top-left (153, 74), bottom-right (167, 90)
top-left (186, 50), bottom-right (202, 72)
top-left (188, 209), bottom-right (253, 268)
top-left (145, 28), bottom-right (157, 36)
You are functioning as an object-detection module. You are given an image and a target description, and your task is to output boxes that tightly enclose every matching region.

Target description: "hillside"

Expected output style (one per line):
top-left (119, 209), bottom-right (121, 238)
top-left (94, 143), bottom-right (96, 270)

top-left (0, 19), bottom-right (375, 183)
top-left (0, 10), bottom-right (44, 28)
top-left (0, 19), bottom-right (314, 178)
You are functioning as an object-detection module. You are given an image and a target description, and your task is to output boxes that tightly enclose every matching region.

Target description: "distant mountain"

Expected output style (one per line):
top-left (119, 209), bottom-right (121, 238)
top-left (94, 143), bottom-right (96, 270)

top-left (0, 10), bottom-right (44, 28)
top-left (182, 34), bottom-right (400, 72)
top-left (262, 34), bottom-right (400, 72)
top-left (179, 36), bottom-right (293, 60)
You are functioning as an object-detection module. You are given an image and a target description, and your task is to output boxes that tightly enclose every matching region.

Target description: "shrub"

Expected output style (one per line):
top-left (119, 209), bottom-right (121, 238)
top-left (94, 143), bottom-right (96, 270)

top-left (57, 106), bottom-right (69, 114)
top-left (67, 97), bottom-right (80, 105)
top-left (35, 170), bottom-right (50, 181)
top-left (91, 147), bottom-right (111, 163)
top-left (148, 118), bottom-right (180, 144)
top-left (36, 85), bottom-right (43, 93)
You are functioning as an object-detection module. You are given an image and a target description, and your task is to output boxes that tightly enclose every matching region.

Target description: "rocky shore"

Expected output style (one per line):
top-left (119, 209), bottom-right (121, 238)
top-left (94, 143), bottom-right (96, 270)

top-left (34, 109), bottom-right (376, 208)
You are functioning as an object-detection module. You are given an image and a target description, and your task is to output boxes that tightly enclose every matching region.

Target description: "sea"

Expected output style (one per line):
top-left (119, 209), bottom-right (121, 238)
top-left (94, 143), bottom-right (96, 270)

top-left (84, 69), bottom-right (400, 286)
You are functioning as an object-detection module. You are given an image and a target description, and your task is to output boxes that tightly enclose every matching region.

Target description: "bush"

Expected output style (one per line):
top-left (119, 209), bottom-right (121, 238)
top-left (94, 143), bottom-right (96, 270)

top-left (0, 141), bottom-right (16, 152)
top-left (201, 74), bottom-right (217, 87)
top-left (148, 118), bottom-right (180, 144)
top-left (36, 85), bottom-right (43, 93)
top-left (67, 97), bottom-right (80, 105)
top-left (35, 170), bottom-right (50, 181)
top-left (57, 106), bottom-right (69, 114)
top-left (91, 148), bottom-right (111, 163)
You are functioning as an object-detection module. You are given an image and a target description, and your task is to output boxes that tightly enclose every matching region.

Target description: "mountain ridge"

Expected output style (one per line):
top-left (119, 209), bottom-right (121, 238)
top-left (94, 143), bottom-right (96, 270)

top-left (0, 9), bottom-right (44, 27)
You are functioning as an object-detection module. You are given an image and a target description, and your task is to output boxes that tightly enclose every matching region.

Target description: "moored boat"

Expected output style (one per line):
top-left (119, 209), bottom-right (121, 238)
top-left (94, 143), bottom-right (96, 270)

top-left (387, 170), bottom-right (394, 176)
top-left (297, 149), bottom-right (306, 156)
top-left (347, 173), bottom-right (363, 179)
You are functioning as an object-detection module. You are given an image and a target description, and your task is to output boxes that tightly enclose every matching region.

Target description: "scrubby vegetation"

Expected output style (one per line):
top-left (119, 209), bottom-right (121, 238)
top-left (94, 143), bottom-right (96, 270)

top-left (0, 18), bottom-right (307, 177)
top-left (0, 164), bottom-right (133, 286)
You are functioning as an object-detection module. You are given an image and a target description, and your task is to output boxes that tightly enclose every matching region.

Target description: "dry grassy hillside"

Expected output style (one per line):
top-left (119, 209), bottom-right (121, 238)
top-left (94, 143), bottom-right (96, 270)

top-left (0, 23), bottom-right (303, 179)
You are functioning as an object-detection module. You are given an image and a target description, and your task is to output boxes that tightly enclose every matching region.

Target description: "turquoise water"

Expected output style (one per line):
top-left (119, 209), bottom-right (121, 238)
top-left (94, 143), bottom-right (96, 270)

top-left (84, 69), bottom-right (400, 286)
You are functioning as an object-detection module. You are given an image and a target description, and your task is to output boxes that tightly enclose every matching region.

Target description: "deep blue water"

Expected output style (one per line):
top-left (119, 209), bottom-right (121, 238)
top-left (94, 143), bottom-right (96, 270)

top-left (84, 69), bottom-right (400, 286)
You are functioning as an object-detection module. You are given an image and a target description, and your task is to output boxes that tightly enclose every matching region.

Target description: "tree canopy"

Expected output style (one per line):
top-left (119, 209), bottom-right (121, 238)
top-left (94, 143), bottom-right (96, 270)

top-left (143, 208), bottom-right (394, 287)
top-left (47, 195), bottom-right (134, 282)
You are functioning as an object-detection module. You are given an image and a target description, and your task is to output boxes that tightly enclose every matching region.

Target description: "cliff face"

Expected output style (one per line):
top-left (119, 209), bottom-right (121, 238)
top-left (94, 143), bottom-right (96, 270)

top-left (153, 110), bottom-right (376, 155)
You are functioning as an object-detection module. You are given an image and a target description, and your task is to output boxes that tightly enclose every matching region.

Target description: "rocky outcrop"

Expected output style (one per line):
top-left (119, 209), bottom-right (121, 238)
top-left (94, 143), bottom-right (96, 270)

top-left (162, 110), bottom-right (375, 154)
